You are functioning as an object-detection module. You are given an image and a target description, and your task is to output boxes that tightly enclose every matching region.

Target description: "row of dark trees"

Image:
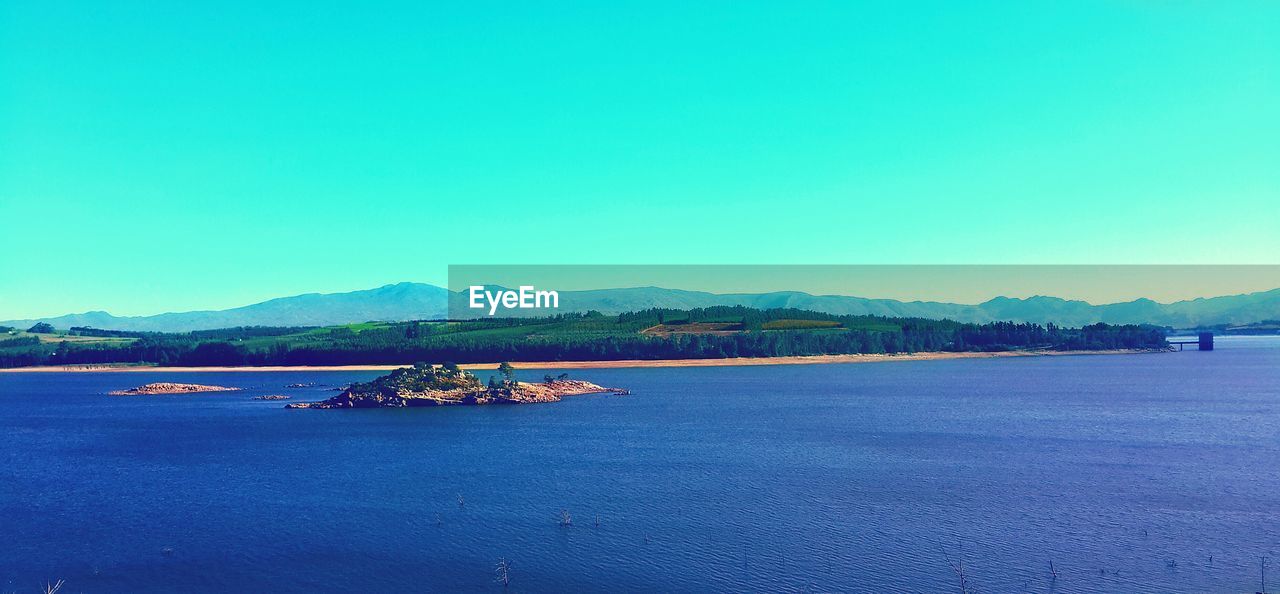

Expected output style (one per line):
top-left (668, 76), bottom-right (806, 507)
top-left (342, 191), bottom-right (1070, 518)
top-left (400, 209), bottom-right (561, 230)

top-left (0, 311), bottom-right (1167, 368)
top-left (954, 322), bottom-right (1166, 351)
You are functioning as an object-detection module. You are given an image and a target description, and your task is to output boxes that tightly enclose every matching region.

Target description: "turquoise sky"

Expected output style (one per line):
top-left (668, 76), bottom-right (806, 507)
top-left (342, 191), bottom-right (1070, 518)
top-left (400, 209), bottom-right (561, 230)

top-left (2, 1), bottom-right (1277, 318)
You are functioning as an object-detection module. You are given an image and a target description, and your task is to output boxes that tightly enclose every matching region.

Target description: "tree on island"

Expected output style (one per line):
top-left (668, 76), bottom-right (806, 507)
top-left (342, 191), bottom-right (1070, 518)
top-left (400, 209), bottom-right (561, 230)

top-left (498, 362), bottom-right (515, 386)
top-left (27, 322), bottom-right (55, 334)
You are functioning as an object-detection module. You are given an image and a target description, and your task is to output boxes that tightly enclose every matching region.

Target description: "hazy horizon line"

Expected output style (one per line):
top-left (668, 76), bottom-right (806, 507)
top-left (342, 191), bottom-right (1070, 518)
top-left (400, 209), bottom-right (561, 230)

top-left (6, 281), bottom-right (1280, 323)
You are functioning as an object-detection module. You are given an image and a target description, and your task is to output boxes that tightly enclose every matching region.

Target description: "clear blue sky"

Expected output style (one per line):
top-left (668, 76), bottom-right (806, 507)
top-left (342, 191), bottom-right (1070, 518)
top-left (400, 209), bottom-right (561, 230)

top-left (1, 1), bottom-right (1277, 318)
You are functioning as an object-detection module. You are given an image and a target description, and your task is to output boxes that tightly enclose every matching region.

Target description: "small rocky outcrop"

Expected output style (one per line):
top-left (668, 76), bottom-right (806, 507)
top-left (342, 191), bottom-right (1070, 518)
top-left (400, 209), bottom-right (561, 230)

top-left (286, 364), bottom-right (620, 409)
top-left (109, 382), bottom-right (240, 396)
top-left (254, 394), bottom-right (291, 400)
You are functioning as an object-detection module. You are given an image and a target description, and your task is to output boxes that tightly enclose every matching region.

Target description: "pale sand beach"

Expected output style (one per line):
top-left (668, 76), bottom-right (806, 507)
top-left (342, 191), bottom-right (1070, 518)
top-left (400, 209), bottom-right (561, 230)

top-left (0, 348), bottom-right (1169, 373)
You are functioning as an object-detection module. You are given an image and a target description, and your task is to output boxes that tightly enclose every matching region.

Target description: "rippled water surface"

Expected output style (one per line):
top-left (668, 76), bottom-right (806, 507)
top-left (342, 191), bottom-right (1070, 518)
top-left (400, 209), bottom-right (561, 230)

top-left (2, 337), bottom-right (1279, 593)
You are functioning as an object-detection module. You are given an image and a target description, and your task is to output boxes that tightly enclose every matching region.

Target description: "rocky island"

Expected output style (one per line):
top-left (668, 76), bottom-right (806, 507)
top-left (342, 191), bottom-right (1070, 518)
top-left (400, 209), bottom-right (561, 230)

top-left (109, 382), bottom-right (240, 395)
top-left (286, 363), bottom-right (622, 409)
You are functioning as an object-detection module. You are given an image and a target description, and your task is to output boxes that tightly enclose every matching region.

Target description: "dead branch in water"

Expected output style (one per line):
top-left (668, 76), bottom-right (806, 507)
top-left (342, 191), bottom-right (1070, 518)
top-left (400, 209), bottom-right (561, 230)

top-left (940, 546), bottom-right (975, 594)
top-left (495, 558), bottom-right (511, 588)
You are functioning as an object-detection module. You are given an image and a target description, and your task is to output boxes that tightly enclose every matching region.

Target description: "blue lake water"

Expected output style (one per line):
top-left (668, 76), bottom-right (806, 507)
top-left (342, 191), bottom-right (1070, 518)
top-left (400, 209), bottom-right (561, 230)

top-left (2, 337), bottom-right (1278, 593)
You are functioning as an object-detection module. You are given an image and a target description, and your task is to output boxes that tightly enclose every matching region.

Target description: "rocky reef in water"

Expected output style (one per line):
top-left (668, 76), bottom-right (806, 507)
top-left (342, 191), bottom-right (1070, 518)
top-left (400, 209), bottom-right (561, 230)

top-left (286, 363), bottom-right (623, 409)
top-left (109, 382), bottom-right (239, 395)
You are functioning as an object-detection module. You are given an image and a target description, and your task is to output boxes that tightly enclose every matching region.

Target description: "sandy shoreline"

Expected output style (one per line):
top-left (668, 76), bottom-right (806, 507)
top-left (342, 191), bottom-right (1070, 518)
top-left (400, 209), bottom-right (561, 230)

top-left (0, 349), bottom-right (1169, 373)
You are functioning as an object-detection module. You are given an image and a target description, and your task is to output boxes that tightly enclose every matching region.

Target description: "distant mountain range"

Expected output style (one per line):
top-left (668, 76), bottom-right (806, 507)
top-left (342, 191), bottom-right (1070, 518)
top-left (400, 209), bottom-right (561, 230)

top-left (2, 283), bottom-right (451, 333)
top-left (5, 282), bottom-right (1279, 332)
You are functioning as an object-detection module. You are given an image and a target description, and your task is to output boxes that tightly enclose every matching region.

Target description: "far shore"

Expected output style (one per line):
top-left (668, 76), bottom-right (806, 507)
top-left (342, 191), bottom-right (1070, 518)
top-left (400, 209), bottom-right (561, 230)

top-left (0, 348), bottom-right (1170, 373)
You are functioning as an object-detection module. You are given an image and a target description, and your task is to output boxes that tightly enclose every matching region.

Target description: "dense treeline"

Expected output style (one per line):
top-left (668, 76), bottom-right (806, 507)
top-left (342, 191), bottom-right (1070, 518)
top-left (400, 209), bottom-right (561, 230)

top-left (954, 322), bottom-right (1167, 351)
top-left (67, 327), bottom-right (150, 338)
top-left (0, 336), bottom-right (40, 349)
top-left (68, 325), bottom-right (315, 339)
top-left (0, 308), bottom-right (1167, 368)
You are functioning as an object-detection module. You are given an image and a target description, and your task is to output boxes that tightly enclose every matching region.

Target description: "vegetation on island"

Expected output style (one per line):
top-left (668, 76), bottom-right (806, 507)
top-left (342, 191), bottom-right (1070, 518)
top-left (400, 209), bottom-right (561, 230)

top-left (288, 362), bottom-right (612, 408)
top-left (346, 362), bottom-right (482, 397)
top-left (0, 306), bottom-right (1169, 368)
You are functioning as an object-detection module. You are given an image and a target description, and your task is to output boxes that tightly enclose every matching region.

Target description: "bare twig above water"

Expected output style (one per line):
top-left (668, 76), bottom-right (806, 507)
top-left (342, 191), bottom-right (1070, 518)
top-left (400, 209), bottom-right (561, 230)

top-left (495, 558), bottom-right (511, 588)
top-left (940, 546), bottom-right (974, 594)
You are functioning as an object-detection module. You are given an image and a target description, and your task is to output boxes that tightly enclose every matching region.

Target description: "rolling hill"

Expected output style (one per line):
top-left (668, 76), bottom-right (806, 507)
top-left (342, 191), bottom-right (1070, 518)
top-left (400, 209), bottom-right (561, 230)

top-left (4, 283), bottom-right (1279, 332)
